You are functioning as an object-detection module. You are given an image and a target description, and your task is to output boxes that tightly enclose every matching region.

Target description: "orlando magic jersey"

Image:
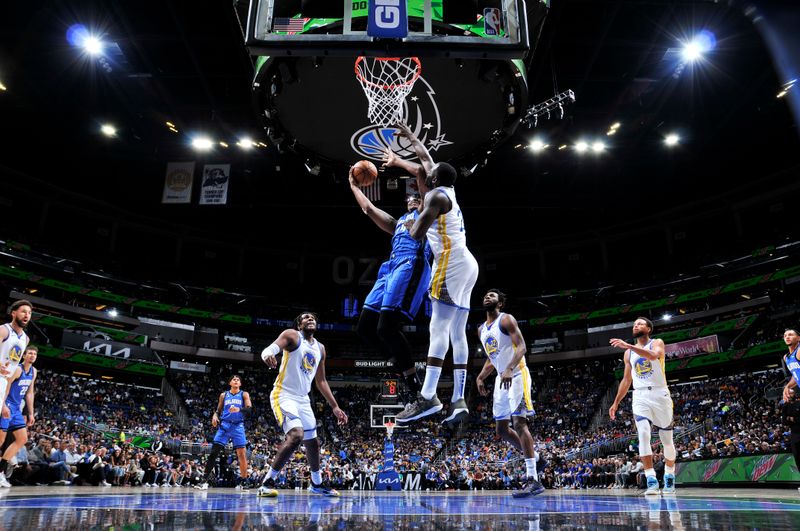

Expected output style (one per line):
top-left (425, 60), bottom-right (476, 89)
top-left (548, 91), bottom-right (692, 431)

top-left (479, 313), bottom-right (525, 376)
top-left (629, 339), bottom-right (668, 389)
top-left (426, 187), bottom-right (467, 257)
top-left (220, 390), bottom-right (244, 423)
top-left (271, 331), bottom-right (322, 400)
top-left (0, 323), bottom-right (28, 372)
top-left (786, 346), bottom-right (800, 384)
top-left (392, 210), bottom-right (430, 259)
top-left (6, 364), bottom-right (34, 414)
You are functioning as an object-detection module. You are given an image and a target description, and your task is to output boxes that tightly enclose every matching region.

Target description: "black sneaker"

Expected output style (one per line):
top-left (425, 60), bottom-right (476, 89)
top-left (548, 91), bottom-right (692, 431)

top-left (512, 478), bottom-right (545, 498)
top-left (442, 398), bottom-right (469, 427)
top-left (396, 393), bottom-right (443, 423)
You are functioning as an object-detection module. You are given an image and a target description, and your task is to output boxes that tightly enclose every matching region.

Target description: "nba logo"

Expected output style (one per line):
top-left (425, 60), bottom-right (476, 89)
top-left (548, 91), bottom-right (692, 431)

top-left (484, 8), bottom-right (502, 36)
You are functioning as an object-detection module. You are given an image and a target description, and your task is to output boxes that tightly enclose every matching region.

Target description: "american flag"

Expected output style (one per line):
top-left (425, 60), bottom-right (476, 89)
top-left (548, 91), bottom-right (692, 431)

top-left (364, 178), bottom-right (381, 202)
top-left (272, 17), bottom-right (307, 33)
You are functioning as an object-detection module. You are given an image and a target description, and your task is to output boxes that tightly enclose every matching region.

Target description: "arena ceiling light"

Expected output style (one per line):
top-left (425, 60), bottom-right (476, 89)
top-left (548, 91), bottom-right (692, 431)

top-left (100, 124), bottom-right (117, 137)
top-left (574, 141), bottom-right (589, 153)
top-left (529, 138), bottom-right (548, 153)
top-left (664, 133), bottom-right (680, 147)
top-left (0, 81), bottom-right (6, 92)
top-left (591, 141), bottom-right (606, 153)
top-left (237, 137), bottom-right (255, 150)
top-left (191, 136), bottom-right (214, 151)
top-left (681, 30), bottom-right (716, 63)
top-left (107, 309), bottom-right (118, 317)
top-left (662, 313), bottom-right (672, 321)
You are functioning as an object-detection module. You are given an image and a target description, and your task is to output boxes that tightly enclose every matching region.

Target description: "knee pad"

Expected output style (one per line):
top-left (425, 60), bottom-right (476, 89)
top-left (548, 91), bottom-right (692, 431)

top-left (659, 428), bottom-right (676, 461)
top-left (636, 418), bottom-right (653, 457)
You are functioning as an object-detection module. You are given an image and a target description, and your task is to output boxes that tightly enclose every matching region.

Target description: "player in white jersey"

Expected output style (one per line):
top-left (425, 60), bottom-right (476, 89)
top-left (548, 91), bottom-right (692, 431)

top-left (0, 300), bottom-right (32, 416)
top-left (257, 312), bottom-right (348, 497)
top-left (386, 124), bottom-right (479, 427)
top-left (609, 317), bottom-right (676, 495)
top-left (475, 289), bottom-right (544, 498)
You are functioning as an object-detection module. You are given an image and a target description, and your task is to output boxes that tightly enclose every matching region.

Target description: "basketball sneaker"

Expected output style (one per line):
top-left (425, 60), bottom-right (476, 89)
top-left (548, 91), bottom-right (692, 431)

top-left (396, 393), bottom-right (443, 423)
top-left (194, 482), bottom-right (209, 490)
top-left (643, 476), bottom-right (660, 496)
top-left (257, 478), bottom-right (278, 498)
top-left (662, 474), bottom-right (676, 494)
top-left (442, 398), bottom-right (469, 427)
top-left (309, 480), bottom-right (340, 497)
top-left (0, 472), bottom-right (10, 488)
top-left (512, 478), bottom-right (545, 498)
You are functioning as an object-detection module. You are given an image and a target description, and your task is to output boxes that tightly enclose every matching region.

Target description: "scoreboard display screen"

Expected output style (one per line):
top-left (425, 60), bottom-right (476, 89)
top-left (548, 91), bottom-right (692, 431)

top-left (382, 378), bottom-right (399, 399)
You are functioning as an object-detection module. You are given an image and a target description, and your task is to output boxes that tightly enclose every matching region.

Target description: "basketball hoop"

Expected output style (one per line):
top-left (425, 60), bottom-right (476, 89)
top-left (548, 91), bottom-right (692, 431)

top-left (355, 56), bottom-right (422, 127)
top-left (384, 420), bottom-right (395, 438)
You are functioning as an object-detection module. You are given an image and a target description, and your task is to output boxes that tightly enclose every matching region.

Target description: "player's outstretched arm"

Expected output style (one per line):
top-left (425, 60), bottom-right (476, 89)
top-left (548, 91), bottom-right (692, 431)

top-left (395, 122), bottom-right (434, 175)
top-left (314, 345), bottom-right (348, 426)
top-left (349, 168), bottom-right (396, 235)
top-left (609, 338), bottom-right (662, 361)
top-left (609, 351), bottom-right (633, 421)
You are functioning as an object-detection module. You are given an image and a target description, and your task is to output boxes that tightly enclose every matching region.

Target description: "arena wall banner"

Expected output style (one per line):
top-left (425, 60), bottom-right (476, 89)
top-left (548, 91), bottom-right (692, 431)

top-left (199, 164), bottom-right (230, 205)
top-left (353, 472), bottom-right (422, 491)
top-left (162, 161), bottom-right (194, 204)
top-left (169, 360), bottom-right (208, 373)
top-left (676, 454), bottom-right (800, 485)
top-left (664, 335), bottom-right (720, 359)
top-left (62, 331), bottom-right (161, 363)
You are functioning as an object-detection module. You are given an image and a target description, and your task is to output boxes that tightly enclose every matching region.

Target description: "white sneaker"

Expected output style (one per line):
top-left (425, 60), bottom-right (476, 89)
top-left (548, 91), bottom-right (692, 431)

top-left (195, 482), bottom-right (209, 490)
top-left (0, 473), bottom-right (10, 488)
top-left (100, 480), bottom-right (111, 487)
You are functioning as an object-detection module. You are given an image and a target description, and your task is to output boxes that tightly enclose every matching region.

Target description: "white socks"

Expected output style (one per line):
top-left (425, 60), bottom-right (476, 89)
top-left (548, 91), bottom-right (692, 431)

top-left (421, 366), bottom-right (442, 400)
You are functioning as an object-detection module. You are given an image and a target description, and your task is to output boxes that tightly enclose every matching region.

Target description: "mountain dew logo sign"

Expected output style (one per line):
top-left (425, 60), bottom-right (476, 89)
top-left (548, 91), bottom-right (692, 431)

top-left (677, 454), bottom-right (800, 484)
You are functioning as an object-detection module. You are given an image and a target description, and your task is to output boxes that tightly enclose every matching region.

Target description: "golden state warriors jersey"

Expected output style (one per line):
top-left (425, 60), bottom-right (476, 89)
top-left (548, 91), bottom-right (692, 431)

top-left (479, 313), bottom-right (525, 376)
top-left (0, 324), bottom-right (28, 372)
top-left (629, 339), bottom-right (668, 389)
top-left (271, 331), bottom-right (322, 400)
top-left (426, 187), bottom-right (467, 258)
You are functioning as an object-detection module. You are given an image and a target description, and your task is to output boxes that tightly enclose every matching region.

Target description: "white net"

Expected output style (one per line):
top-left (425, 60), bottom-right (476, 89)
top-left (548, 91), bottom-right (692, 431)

top-left (355, 56), bottom-right (422, 127)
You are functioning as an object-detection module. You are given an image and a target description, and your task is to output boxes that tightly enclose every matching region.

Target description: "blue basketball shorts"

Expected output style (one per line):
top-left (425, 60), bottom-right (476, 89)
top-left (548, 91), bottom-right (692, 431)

top-left (212, 421), bottom-right (247, 449)
top-left (364, 254), bottom-right (432, 320)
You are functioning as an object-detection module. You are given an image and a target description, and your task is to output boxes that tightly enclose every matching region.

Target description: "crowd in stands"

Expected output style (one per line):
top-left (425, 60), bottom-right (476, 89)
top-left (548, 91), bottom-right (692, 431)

top-left (3, 357), bottom-right (795, 490)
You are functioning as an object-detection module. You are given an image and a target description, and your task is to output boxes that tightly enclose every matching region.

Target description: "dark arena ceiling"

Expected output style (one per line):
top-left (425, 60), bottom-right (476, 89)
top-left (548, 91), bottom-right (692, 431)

top-left (0, 0), bottom-right (798, 302)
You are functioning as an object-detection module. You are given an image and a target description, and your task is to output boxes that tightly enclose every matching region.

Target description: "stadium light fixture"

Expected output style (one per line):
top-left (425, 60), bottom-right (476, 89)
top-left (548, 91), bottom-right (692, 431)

top-left (574, 141), bottom-right (589, 153)
top-left (529, 138), bottom-right (548, 153)
top-left (100, 124), bottom-right (117, 137)
top-left (591, 141), bottom-right (606, 153)
top-left (237, 137), bottom-right (255, 150)
top-left (108, 309), bottom-right (119, 318)
top-left (191, 136), bottom-right (214, 151)
top-left (0, 81), bottom-right (6, 91)
top-left (681, 30), bottom-right (716, 63)
top-left (665, 133), bottom-right (680, 147)
top-left (662, 313), bottom-right (672, 321)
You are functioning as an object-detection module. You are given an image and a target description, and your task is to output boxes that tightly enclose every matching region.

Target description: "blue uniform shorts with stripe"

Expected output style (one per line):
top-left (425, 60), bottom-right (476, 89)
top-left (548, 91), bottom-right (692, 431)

top-left (0, 411), bottom-right (26, 432)
top-left (213, 421), bottom-right (247, 449)
top-left (364, 254), bottom-right (431, 321)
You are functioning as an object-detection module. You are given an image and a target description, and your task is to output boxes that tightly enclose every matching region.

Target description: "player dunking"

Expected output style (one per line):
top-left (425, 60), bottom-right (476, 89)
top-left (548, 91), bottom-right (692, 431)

top-left (386, 124), bottom-right (479, 426)
top-left (195, 375), bottom-right (252, 490)
top-left (474, 289), bottom-right (543, 498)
top-left (348, 168), bottom-right (432, 398)
top-left (0, 345), bottom-right (37, 488)
top-left (0, 301), bottom-right (32, 417)
top-left (258, 312), bottom-right (348, 497)
top-left (608, 318), bottom-right (676, 495)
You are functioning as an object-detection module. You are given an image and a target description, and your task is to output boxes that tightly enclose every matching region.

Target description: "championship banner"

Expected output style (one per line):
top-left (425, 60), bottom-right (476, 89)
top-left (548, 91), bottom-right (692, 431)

top-left (665, 335), bottom-right (720, 359)
top-left (199, 164), bottom-right (230, 205)
top-left (162, 162), bottom-right (194, 204)
top-left (676, 454), bottom-right (800, 484)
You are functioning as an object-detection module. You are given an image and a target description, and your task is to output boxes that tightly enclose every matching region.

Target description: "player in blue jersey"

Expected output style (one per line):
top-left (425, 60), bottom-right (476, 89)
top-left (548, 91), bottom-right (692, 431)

top-left (349, 168), bottom-right (432, 398)
top-left (195, 375), bottom-right (252, 490)
top-left (783, 328), bottom-right (800, 402)
top-left (0, 345), bottom-right (37, 488)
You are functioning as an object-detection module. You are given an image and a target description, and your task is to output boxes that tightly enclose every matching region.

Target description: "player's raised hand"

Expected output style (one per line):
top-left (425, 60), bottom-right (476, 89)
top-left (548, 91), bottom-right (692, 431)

top-left (609, 338), bottom-right (632, 350)
top-left (381, 148), bottom-right (397, 168)
top-left (394, 122), bottom-right (414, 139)
top-left (333, 407), bottom-right (348, 426)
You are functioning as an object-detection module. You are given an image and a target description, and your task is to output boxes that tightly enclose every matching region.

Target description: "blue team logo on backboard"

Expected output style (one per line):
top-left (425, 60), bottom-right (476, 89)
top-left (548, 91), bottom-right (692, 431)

top-left (351, 75), bottom-right (452, 162)
top-left (634, 357), bottom-right (653, 378)
top-left (484, 337), bottom-right (499, 359)
top-left (301, 351), bottom-right (317, 375)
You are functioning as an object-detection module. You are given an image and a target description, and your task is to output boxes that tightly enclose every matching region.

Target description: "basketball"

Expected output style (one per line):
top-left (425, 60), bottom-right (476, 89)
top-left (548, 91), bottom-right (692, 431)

top-left (352, 160), bottom-right (378, 188)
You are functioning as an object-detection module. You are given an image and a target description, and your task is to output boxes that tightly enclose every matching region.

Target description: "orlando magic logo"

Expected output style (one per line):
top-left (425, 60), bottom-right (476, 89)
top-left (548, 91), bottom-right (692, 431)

top-left (301, 351), bottom-right (316, 375)
top-left (351, 75), bottom-right (453, 162)
top-left (634, 357), bottom-right (653, 378)
top-left (484, 336), bottom-right (499, 360)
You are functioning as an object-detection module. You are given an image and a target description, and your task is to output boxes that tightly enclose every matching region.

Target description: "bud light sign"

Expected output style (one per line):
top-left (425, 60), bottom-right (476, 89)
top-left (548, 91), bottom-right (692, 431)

top-left (368, 0), bottom-right (408, 39)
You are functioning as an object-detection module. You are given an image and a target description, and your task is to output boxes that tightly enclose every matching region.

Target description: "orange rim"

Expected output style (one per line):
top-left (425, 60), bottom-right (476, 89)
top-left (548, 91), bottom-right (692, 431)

top-left (354, 56), bottom-right (422, 90)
